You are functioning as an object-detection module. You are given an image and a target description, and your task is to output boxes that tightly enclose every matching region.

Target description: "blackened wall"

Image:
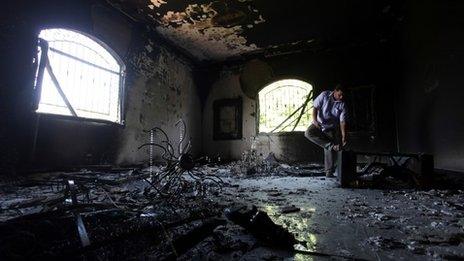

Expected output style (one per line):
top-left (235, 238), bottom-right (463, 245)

top-left (0, 0), bottom-right (202, 172)
top-left (203, 42), bottom-right (397, 162)
top-left (396, 1), bottom-right (464, 171)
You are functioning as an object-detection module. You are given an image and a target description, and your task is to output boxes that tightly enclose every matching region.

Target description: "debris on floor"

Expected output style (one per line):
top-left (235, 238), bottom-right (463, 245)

top-left (203, 150), bottom-right (325, 178)
top-left (280, 205), bottom-right (301, 214)
top-left (225, 205), bottom-right (300, 249)
top-left (1, 161), bottom-right (464, 260)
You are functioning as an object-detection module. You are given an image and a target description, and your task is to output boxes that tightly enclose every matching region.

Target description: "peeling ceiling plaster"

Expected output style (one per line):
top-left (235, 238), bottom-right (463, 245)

top-left (108, 0), bottom-right (266, 61)
top-left (149, 0), bottom-right (167, 8)
top-left (154, 2), bottom-right (264, 61)
top-left (109, 0), bottom-right (400, 63)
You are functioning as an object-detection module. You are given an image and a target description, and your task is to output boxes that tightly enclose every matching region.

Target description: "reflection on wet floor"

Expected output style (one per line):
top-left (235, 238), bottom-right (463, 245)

top-left (262, 205), bottom-right (318, 252)
top-left (222, 175), bottom-right (464, 260)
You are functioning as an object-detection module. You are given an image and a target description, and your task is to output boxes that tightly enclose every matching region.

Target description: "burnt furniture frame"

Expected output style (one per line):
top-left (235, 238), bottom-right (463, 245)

top-left (337, 151), bottom-right (434, 188)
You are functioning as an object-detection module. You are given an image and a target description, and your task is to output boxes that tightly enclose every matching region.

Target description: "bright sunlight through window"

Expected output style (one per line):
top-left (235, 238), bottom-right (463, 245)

top-left (36, 29), bottom-right (124, 123)
top-left (259, 79), bottom-right (313, 133)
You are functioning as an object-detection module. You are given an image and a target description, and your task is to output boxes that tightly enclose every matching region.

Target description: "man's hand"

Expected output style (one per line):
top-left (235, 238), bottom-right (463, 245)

top-left (342, 136), bottom-right (347, 146)
top-left (313, 121), bottom-right (320, 129)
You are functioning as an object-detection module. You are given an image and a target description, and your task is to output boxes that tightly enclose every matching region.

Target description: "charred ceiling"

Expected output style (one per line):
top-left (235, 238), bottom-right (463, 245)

top-left (106, 0), bottom-right (403, 64)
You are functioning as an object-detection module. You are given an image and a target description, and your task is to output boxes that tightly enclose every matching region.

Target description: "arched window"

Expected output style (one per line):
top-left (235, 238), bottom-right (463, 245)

top-left (35, 28), bottom-right (124, 123)
top-left (258, 79), bottom-right (313, 133)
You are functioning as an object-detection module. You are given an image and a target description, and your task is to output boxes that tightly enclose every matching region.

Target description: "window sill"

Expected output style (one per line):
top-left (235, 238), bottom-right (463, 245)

top-left (35, 112), bottom-right (125, 128)
top-left (257, 131), bottom-right (304, 137)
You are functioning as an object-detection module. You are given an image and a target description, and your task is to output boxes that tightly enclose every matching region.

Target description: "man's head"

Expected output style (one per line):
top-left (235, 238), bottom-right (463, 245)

top-left (333, 84), bottom-right (344, 101)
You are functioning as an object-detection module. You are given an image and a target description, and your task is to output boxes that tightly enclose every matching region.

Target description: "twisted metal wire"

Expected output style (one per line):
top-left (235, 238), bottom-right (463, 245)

top-left (138, 119), bottom-right (223, 201)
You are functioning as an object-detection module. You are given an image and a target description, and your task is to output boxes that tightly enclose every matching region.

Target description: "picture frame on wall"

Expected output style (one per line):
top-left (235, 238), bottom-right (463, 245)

top-left (213, 97), bottom-right (243, 140)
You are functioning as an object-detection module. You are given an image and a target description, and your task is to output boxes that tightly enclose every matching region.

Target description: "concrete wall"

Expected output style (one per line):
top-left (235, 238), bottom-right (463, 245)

top-left (0, 0), bottom-right (201, 172)
top-left (202, 71), bottom-right (254, 160)
top-left (203, 43), bottom-right (397, 162)
top-left (395, 1), bottom-right (464, 171)
top-left (116, 47), bottom-right (202, 165)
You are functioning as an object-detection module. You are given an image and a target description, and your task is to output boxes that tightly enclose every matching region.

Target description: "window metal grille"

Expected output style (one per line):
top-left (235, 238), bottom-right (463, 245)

top-left (258, 79), bottom-right (313, 133)
top-left (35, 29), bottom-right (124, 123)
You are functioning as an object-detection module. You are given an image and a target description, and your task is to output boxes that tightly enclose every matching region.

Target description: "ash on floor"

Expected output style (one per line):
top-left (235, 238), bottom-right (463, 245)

top-left (1, 165), bottom-right (464, 260)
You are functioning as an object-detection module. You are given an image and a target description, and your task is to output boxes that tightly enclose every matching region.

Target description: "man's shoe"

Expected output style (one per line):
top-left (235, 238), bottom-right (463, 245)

top-left (325, 171), bottom-right (335, 177)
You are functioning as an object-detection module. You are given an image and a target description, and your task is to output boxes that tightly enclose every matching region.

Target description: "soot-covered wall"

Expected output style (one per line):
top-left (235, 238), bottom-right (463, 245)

top-left (396, 1), bottom-right (464, 171)
top-left (203, 43), bottom-right (397, 162)
top-left (0, 1), bottom-right (201, 172)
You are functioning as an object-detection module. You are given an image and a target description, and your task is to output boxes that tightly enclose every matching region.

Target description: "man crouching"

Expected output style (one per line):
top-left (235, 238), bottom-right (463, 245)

top-left (305, 84), bottom-right (347, 177)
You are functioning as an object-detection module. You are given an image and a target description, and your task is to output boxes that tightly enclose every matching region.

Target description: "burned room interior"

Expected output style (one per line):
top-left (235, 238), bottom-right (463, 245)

top-left (1, 0), bottom-right (464, 260)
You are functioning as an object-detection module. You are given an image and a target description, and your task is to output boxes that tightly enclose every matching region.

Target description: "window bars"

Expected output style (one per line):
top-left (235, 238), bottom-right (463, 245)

top-left (258, 79), bottom-right (313, 133)
top-left (34, 29), bottom-right (124, 123)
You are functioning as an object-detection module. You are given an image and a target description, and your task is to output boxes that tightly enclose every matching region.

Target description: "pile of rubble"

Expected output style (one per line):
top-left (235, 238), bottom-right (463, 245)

top-left (204, 150), bottom-right (325, 178)
top-left (0, 167), bottom-right (228, 259)
top-left (0, 165), bottom-right (317, 260)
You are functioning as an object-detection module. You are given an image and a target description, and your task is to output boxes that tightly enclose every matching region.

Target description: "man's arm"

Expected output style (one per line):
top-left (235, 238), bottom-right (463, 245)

top-left (312, 92), bottom-right (324, 128)
top-left (339, 103), bottom-right (347, 146)
top-left (340, 121), bottom-right (347, 146)
top-left (312, 107), bottom-right (320, 128)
